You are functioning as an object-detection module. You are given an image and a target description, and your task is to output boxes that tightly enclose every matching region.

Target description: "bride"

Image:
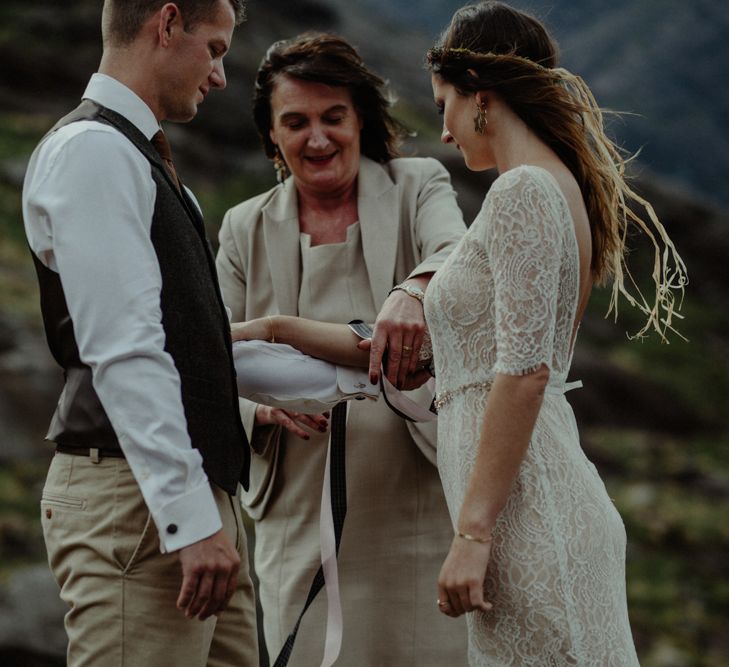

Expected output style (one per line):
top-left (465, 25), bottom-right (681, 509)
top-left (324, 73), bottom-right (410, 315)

top-left (232, 2), bottom-right (686, 664)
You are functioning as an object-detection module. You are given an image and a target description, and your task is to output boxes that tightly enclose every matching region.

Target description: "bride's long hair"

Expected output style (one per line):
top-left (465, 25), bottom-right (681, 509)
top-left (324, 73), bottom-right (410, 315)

top-left (427, 1), bottom-right (686, 340)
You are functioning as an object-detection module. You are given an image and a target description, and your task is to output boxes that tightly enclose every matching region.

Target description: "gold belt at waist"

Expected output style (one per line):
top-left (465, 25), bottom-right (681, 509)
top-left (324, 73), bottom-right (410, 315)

top-left (434, 381), bottom-right (493, 411)
top-left (434, 378), bottom-right (583, 412)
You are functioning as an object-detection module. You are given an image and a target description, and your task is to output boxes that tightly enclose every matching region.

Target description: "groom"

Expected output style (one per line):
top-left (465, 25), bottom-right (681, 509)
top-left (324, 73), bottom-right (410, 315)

top-left (22, 1), bottom-right (258, 665)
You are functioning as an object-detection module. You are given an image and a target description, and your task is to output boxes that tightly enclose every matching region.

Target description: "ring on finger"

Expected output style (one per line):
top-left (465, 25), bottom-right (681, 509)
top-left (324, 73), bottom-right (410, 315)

top-left (437, 598), bottom-right (449, 607)
top-left (402, 345), bottom-right (413, 355)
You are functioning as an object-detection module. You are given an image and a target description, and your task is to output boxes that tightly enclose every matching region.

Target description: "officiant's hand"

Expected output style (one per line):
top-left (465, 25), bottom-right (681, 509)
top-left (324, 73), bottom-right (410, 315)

top-left (369, 276), bottom-right (431, 389)
top-left (254, 404), bottom-right (329, 440)
top-left (358, 338), bottom-right (431, 390)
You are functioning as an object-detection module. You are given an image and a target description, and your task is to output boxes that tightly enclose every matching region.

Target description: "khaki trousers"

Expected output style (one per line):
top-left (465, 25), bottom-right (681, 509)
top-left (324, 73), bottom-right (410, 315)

top-left (41, 452), bottom-right (259, 667)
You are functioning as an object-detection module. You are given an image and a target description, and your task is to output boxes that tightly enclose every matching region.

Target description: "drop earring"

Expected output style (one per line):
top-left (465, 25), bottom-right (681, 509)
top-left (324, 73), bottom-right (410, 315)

top-left (273, 147), bottom-right (288, 184)
top-left (473, 103), bottom-right (487, 135)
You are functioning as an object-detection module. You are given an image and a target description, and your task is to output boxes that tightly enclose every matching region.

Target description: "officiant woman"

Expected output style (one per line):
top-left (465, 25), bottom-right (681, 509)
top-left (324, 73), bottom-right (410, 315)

top-left (215, 32), bottom-right (467, 665)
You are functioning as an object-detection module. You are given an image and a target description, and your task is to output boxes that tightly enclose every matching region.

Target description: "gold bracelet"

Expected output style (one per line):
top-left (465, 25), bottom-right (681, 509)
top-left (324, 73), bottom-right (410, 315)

top-left (457, 530), bottom-right (492, 544)
top-left (267, 316), bottom-right (276, 344)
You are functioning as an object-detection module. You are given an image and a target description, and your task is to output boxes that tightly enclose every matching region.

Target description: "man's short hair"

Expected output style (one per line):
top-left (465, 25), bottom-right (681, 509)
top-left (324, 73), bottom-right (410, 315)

top-left (105, 0), bottom-right (245, 45)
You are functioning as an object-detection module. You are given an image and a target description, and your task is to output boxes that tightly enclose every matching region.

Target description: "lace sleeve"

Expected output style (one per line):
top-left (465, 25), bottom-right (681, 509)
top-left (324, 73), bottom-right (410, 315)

top-left (483, 168), bottom-right (564, 376)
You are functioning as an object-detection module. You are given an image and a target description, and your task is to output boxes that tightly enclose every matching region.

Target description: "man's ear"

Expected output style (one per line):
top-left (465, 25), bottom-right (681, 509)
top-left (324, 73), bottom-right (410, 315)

top-left (157, 3), bottom-right (181, 47)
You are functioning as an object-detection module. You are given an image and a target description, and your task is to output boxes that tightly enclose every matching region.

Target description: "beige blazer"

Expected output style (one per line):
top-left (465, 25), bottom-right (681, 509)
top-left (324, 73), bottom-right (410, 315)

top-left (216, 155), bottom-right (466, 519)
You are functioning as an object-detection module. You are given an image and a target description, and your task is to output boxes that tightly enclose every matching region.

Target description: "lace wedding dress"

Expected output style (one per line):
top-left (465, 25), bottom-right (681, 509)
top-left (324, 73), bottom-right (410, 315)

top-left (425, 166), bottom-right (640, 666)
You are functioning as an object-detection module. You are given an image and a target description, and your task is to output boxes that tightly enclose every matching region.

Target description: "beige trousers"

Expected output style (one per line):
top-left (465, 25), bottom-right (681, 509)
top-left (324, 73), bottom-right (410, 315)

top-left (41, 452), bottom-right (259, 667)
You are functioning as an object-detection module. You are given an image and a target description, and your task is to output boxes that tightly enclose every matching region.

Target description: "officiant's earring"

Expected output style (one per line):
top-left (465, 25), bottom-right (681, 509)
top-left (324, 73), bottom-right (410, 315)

top-left (474, 103), bottom-right (487, 135)
top-left (273, 147), bottom-right (288, 184)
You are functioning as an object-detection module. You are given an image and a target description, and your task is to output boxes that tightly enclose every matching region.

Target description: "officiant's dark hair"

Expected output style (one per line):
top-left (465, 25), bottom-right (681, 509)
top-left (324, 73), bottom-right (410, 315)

top-left (253, 32), bottom-right (408, 163)
top-left (103, 0), bottom-right (245, 46)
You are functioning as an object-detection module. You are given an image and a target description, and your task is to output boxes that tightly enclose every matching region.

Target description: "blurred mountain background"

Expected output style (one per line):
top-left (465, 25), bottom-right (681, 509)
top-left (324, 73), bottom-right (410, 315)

top-left (0, 1), bottom-right (727, 665)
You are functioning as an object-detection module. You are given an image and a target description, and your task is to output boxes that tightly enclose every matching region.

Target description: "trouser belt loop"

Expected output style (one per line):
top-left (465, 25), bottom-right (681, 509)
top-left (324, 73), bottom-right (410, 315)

top-left (90, 448), bottom-right (100, 464)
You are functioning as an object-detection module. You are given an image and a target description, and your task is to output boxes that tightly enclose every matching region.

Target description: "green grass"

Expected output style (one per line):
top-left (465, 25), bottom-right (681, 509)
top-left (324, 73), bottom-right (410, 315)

top-left (0, 113), bottom-right (52, 159)
top-left (0, 460), bottom-right (50, 579)
top-left (588, 429), bottom-right (729, 481)
top-left (587, 427), bottom-right (729, 666)
top-left (584, 284), bottom-right (729, 431)
top-left (193, 170), bottom-right (275, 250)
top-left (0, 112), bottom-right (52, 259)
top-left (0, 236), bottom-right (43, 322)
top-left (0, 181), bottom-right (25, 246)
top-left (628, 547), bottom-right (726, 667)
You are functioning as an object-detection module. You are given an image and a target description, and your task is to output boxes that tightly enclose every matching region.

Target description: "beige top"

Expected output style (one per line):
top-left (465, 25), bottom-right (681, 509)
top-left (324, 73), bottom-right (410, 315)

top-left (299, 222), bottom-right (377, 322)
top-left (259, 225), bottom-right (466, 665)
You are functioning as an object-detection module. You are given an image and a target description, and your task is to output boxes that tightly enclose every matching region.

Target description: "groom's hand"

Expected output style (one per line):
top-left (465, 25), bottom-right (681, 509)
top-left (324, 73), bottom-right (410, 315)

top-left (177, 529), bottom-right (240, 620)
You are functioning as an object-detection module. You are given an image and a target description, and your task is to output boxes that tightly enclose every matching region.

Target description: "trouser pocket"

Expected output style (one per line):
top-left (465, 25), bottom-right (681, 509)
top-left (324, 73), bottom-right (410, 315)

top-left (41, 453), bottom-right (158, 576)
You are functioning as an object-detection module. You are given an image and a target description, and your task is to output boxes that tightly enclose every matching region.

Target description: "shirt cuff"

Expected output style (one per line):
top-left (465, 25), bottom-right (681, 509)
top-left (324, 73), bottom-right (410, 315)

top-left (154, 482), bottom-right (222, 553)
top-left (336, 365), bottom-right (378, 400)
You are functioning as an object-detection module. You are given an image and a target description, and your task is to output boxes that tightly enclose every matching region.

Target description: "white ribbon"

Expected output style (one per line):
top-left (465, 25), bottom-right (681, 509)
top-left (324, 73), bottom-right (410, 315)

top-left (316, 372), bottom-right (437, 666)
top-left (318, 405), bottom-right (347, 667)
top-left (381, 375), bottom-right (437, 422)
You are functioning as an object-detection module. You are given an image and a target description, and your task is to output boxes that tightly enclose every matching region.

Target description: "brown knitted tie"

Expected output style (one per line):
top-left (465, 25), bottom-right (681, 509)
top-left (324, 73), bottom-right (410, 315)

top-left (151, 130), bottom-right (181, 193)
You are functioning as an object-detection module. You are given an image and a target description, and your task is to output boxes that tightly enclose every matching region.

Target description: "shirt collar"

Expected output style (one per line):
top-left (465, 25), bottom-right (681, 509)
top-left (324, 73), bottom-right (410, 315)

top-left (82, 73), bottom-right (161, 140)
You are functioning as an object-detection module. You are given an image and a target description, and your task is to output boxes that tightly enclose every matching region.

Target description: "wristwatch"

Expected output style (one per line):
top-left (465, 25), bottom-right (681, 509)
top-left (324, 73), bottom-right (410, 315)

top-left (389, 282), bottom-right (425, 304)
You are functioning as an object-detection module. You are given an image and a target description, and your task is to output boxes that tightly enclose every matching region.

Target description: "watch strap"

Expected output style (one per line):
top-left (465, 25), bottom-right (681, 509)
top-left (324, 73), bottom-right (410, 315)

top-left (388, 283), bottom-right (424, 303)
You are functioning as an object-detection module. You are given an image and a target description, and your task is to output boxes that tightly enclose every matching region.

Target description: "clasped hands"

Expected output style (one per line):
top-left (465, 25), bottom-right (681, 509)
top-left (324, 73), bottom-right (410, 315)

top-left (231, 286), bottom-right (432, 438)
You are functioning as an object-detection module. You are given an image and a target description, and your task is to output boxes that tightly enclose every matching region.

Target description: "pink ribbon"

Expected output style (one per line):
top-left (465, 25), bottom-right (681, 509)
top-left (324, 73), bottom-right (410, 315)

top-left (318, 405), bottom-right (346, 666)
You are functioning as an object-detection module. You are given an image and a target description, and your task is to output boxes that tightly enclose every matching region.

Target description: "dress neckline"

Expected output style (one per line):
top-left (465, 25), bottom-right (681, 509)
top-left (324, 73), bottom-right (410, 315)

top-left (300, 220), bottom-right (360, 249)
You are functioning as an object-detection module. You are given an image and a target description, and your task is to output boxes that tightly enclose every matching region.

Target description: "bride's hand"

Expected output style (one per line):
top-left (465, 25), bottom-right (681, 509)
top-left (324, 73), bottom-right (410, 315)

top-left (436, 535), bottom-right (493, 618)
top-left (231, 318), bottom-right (272, 343)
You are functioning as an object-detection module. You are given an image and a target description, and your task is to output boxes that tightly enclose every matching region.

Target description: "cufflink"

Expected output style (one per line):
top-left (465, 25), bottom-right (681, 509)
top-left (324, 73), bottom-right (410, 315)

top-left (166, 524), bottom-right (178, 535)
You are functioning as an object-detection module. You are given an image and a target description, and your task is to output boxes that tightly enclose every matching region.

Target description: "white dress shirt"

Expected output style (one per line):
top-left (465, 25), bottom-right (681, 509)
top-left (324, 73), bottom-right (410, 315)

top-left (22, 73), bottom-right (221, 553)
top-left (233, 341), bottom-right (378, 412)
top-left (233, 341), bottom-right (437, 422)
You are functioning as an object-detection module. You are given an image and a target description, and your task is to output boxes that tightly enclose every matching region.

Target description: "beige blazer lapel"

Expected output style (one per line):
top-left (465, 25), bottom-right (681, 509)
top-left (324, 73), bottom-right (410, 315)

top-left (262, 179), bottom-right (301, 316)
top-left (358, 157), bottom-right (400, 307)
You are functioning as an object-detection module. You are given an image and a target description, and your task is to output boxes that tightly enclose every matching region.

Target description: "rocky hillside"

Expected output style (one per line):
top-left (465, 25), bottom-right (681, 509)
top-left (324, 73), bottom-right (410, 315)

top-left (1, 1), bottom-right (728, 666)
top-left (361, 0), bottom-right (729, 209)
